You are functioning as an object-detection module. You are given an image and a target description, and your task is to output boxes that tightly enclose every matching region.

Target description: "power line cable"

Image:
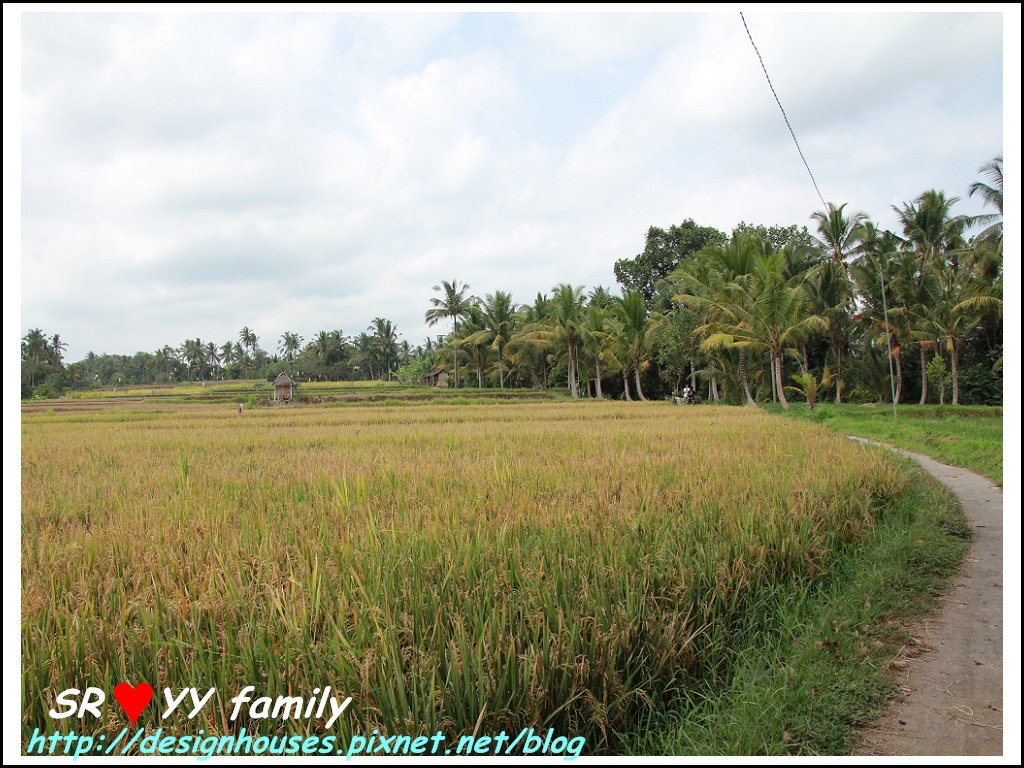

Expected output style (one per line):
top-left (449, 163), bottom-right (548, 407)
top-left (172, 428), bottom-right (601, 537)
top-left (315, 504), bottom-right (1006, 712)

top-left (740, 12), bottom-right (827, 208)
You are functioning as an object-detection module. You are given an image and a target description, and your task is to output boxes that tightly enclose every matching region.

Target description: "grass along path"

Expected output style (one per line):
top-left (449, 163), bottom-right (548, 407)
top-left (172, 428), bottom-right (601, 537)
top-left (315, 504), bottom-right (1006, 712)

top-left (775, 404), bottom-right (1002, 486)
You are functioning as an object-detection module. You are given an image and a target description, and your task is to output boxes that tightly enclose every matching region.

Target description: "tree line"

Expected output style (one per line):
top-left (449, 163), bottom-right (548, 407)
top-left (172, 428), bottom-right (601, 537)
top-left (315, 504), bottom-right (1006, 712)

top-left (23, 156), bottom-right (1002, 406)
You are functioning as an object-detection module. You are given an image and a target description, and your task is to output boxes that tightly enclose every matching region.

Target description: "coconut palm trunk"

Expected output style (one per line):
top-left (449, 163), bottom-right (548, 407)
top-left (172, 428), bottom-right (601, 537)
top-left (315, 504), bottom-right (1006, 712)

top-left (834, 351), bottom-right (844, 404)
top-left (566, 342), bottom-right (579, 398)
top-left (452, 317), bottom-right (459, 388)
top-left (738, 349), bottom-right (757, 407)
top-left (893, 348), bottom-right (903, 404)
top-left (594, 361), bottom-right (603, 399)
top-left (774, 351), bottom-right (789, 410)
top-left (623, 370), bottom-right (633, 401)
top-left (951, 343), bottom-right (960, 405)
top-left (633, 366), bottom-right (647, 401)
top-left (919, 346), bottom-right (928, 405)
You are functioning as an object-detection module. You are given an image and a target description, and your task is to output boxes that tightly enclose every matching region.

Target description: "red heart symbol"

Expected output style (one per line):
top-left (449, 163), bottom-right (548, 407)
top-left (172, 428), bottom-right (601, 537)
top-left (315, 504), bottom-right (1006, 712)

top-left (113, 682), bottom-right (154, 725)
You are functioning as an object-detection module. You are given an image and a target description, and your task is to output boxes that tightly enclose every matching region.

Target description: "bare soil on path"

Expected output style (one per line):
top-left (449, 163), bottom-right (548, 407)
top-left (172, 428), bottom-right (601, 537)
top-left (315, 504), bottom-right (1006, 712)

top-left (850, 438), bottom-right (1003, 756)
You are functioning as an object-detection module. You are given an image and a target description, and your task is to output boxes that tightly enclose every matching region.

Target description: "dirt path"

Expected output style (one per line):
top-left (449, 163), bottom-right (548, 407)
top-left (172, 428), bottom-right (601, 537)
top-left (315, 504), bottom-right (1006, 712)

top-left (849, 438), bottom-right (1003, 756)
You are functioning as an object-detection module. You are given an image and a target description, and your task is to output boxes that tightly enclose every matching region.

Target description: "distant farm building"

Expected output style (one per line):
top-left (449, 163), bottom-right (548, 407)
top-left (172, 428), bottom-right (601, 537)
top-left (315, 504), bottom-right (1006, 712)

top-left (423, 366), bottom-right (449, 388)
top-left (273, 372), bottom-right (297, 401)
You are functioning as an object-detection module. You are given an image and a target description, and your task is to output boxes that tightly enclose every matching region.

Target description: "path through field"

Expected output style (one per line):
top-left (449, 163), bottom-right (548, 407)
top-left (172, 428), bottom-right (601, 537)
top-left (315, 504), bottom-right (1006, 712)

top-left (850, 438), bottom-right (1003, 756)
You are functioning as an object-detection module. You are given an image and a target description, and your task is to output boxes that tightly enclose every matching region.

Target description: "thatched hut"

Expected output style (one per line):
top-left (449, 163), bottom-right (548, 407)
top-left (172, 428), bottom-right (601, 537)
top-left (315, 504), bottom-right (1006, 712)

top-left (423, 366), bottom-right (449, 388)
top-left (273, 372), bottom-right (297, 401)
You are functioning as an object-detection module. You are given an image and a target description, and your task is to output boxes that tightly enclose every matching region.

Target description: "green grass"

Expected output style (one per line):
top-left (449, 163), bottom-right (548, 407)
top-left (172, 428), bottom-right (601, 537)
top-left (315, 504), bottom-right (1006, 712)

top-left (622, 463), bottom-right (969, 755)
top-left (773, 403), bottom-right (1002, 485)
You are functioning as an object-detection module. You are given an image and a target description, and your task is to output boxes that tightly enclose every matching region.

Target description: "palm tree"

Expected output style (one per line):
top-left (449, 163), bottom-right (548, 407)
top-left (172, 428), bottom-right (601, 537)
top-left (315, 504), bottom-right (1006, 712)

top-left (968, 154), bottom-right (1003, 254)
top-left (220, 342), bottom-right (237, 378)
top-left (810, 202), bottom-right (868, 265)
top-left (279, 332), bottom-right (302, 363)
top-left (912, 264), bottom-right (979, 405)
top-left (462, 291), bottom-right (517, 388)
top-left (239, 327), bottom-right (258, 377)
top-left (312, 330), bottom-right (333, 363)
top-left (352, 332), bottom-right (376, 380)
top-left (425, 280), bottom-right (474, 388)
top-left (369, 318), bottom-right (399, 380)
top-left (458, 306), bottom-right (489, 387)
top-left (181, 338), bottom-right (206, 381)
top-left (546, 284), bottom-right (587, 398)
top-left (684, 253), bottom-right (824, 410)
top-left (673, 236), bottom-right (762, 406)
top-left (893, 190), bottom-right (969, 268)
top-left (205, 341), bottom-right (221, 379)
top-left (809, 203), bottom-right (867, 401)
top-left (581, 305), bottom-right (617, 399)
top-left (50, 334), bottom-right (68, 368)
top-left (613, 291), bottom-right (659, 401)
top-left (507, 293), bottom-right (552, 389)
top-left (22, 328), bottom-right (49, 387)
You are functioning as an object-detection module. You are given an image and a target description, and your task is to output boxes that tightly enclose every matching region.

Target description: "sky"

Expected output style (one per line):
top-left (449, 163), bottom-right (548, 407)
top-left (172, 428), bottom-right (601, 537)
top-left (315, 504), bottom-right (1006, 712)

top-left (13, 8), bottom-right (1009, 361)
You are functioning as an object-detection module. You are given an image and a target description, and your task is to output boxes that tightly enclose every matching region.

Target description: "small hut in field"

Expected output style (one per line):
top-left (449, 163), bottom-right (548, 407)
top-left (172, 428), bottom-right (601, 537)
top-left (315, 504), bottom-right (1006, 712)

top-left (423, 366), bottom-right (449, 388)
top-left (273, 372), bottom-right (297, 401)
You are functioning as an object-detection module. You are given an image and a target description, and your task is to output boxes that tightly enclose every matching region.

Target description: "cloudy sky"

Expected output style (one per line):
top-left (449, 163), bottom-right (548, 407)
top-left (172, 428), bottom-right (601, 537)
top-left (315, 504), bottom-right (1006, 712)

top-left (16, 9), bottom-right (1006, 361)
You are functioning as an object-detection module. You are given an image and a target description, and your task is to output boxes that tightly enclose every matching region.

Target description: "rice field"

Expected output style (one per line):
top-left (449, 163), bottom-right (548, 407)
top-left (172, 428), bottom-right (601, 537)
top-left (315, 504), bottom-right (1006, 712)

top-left (21, 396), bottom-right (907, 750)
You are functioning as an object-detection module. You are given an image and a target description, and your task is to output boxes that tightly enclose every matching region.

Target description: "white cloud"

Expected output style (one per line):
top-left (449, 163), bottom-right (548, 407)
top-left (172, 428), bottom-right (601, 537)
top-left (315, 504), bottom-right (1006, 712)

top-left (17, 10), bottom-right (1005, 359)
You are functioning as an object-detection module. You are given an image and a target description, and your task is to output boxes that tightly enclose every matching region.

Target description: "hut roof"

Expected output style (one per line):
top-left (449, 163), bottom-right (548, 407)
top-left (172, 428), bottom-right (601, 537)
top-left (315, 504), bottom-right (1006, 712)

top-left (274, 372), bottom-right (297, 386)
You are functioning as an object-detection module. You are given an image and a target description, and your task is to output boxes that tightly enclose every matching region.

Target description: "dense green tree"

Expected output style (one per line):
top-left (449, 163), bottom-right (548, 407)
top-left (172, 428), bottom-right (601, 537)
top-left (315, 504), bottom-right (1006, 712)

top-left (614, 219), bottom-right (726, 302)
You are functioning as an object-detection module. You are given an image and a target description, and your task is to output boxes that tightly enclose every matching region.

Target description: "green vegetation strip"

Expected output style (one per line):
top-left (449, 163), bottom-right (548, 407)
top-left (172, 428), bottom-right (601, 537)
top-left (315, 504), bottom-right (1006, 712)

top-left (776, 403), bottom-right (1002, 485)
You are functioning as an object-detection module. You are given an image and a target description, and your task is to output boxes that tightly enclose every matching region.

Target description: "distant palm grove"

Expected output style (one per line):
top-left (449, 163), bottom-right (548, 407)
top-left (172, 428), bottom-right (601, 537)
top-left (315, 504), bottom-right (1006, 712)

top-left (23, 157), bottom-right (1002, 406)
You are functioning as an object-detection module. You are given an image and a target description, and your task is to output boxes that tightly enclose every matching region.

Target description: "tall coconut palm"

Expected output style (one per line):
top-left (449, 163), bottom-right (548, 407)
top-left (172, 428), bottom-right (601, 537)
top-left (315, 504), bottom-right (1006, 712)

top-left (22, 328), bottom-right (49, 387)
top-left (912, 263), bottom-right (980, 405)
top-left (809, 203), bottom-right (866, 401)
top-left (581, 305), bottom-right (617, 399)
top-left (312, 330), bottom-right (333, 364)
top-left (238, 327), bottom-right (258, 377)
top-left (50, 334), bottom-right (68, 368)
top-left (613, 290), bottom-right (659, 401)
top-left (673, 236), bottom-right (762, 406)
top-left (686, 253), bottom-right (824, 410)
top-left (810, 202), bottom-right (868, 266)
top-left (352, 332), bottom-right (376, 380)
top-left (181, 338), bottom-right (206, 381)
top-left (425, 280), bottom-right (474, 388)
top-left (518, 285), bottom-right (587, 397)
top-left (279, 332), bottom-right (302, 363)
top-left (968, 154), bottom-right (1003, 253)
top-left (546, 284), bottom-right (587, 398)
top-left (205, 341), bottom-right (221, 379)
top-left (219, 342), bottom-right (236, 378)
top-left (369, 318), bottom-right (399, 380)
top-left (458, 306), bottom-right (490, 387)
top-left (893, 190), bottom-right (969, 268)
top-left (462, 291), bottom-right (517, 388)
top-left (507, 293), bottom-right (552, 389)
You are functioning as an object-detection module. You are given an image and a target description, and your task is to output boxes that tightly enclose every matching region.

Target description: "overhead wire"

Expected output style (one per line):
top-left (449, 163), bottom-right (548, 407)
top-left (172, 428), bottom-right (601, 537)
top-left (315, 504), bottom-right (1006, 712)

top-left (740, 12), bottom-right (828, 208)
